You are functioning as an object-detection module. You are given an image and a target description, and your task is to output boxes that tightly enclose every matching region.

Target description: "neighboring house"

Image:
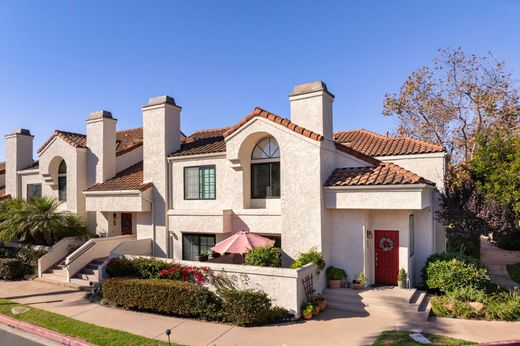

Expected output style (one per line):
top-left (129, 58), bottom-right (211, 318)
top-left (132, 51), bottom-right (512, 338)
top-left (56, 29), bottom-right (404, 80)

top-left (3, 81), bottom-right (447, 285)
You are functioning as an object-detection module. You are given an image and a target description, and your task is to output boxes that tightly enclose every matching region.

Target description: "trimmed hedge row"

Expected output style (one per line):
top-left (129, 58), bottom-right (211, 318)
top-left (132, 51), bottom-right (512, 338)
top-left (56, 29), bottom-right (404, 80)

top-left (0, 258), bottom-right (25, 280)
top-left (0, 247), bottom-right (46, 277)
top-left (106, 257), bottom-right (171, 279)
top-left (102, 278), bottom-right (287, 326)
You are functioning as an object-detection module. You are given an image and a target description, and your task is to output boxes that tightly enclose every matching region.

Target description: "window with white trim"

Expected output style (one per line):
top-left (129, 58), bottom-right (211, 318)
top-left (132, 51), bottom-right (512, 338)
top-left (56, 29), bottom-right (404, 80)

top-left (251, 137), bottom-right (280, 199)
top-left (184, 165), bottom-right (216, 200)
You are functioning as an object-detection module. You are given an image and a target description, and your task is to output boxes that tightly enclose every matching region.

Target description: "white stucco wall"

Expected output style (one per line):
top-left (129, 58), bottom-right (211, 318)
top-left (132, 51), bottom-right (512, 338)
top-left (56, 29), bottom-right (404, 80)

top-left (116, 146), bottom-right (143, 173)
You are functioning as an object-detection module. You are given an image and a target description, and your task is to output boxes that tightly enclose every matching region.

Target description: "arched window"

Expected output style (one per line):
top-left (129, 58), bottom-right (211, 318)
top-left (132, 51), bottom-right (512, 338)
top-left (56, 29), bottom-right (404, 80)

top-left (58, 160), bottom-right (67, 202)
top-left (251, 137), bottom-right (280, 199)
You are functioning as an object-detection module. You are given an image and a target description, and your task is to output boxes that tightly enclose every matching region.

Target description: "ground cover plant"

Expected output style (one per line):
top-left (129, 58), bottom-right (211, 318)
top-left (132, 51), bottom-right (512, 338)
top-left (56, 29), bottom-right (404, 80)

top-left (0, 298), bottom-right (176, 346)
top-left (424, 253), bottom-right (520, 321)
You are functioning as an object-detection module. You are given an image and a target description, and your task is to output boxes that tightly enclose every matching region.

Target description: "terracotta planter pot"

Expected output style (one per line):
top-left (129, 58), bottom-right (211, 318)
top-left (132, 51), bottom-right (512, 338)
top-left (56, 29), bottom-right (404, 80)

top-left (319, 300), bottom-right (326, 311)
top-left (314, 305), bottom-right (321, 314)
top-left (329, 279), bottom-right (341, 288)
top-left (352, 282), bottom-right (365, 290)
top-left (303, 311), bottom-right (313, 320)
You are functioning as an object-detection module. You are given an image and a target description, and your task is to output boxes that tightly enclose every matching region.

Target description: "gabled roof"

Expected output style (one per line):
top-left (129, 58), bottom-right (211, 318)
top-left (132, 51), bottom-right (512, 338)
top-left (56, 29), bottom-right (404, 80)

top-left (0, 162), bottom-right (5, 175)
top-left (37, 128), bottom-right (146, 156)
top-left (223, 107), bottom-right (324, 141)
top-left (325, 162), bottom-right (435, 187)
top-left (333, 129), bottom-right (444, 157)
top-left (85, 161), bottom-right (152, 192)
top-left (171, 128), bottom-right (228, 157)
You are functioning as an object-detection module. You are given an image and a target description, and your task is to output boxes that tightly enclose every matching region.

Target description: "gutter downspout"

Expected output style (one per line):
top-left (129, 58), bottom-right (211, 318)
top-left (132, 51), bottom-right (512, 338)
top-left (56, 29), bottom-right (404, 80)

top-left (142, 194), bottom-right (155, 257)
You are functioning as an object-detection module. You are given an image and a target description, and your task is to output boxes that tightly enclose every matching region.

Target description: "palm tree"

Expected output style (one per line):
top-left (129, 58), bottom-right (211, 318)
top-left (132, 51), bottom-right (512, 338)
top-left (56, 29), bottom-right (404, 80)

top-left (0, 197), bottom-right (88, 246)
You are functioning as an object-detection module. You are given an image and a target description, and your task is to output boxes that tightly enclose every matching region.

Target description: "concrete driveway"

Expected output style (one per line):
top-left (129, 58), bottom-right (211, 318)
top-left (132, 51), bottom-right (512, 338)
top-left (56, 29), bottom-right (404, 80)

top-left (1, 280), bottom-right (520, 346)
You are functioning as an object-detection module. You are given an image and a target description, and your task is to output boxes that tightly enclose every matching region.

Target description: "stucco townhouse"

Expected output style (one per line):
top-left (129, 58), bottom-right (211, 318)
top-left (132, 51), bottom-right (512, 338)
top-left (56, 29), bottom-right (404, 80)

top-left (1, 81), bottom-right (447, 287)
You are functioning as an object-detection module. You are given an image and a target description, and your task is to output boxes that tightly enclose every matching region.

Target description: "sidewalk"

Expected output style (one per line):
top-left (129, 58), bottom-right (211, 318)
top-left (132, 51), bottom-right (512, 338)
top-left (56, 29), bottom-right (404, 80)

top-left (1, 280), bottom-right (520, 345)
top-left (480, 236), bottom-right (520, 289)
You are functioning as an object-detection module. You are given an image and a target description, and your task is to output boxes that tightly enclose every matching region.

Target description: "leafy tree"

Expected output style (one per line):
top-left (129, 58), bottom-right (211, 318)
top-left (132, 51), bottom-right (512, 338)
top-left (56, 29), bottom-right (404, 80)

top-left (438, 176), bottom-right (512, 254)
top-left (0, 197), bottom-right (88, 246)
top-left (384, 47), bottom-right (520, 164)
top-left (471, 134), bottom-right (520, 220)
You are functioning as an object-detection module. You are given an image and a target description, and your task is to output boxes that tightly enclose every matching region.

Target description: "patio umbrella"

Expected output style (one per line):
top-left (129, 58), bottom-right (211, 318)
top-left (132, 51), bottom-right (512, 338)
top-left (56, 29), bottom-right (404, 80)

top-left (211, 230), bottom-right (275, 254)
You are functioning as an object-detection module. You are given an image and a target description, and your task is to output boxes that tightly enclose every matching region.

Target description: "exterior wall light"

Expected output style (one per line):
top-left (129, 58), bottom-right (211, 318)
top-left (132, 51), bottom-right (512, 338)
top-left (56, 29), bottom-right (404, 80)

top-left (367, 230), bottom-right (373, 239)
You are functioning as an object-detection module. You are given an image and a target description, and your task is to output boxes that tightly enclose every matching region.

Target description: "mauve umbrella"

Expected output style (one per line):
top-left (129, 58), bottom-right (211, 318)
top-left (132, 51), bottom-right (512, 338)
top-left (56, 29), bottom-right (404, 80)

top-left (211, 230), bottom-right (275, 255)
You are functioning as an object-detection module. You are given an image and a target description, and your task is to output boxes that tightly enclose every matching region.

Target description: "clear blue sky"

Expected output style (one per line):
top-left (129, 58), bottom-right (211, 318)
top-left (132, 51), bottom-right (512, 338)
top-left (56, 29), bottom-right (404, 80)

top-left (1, 1), bottom-right (519, 161)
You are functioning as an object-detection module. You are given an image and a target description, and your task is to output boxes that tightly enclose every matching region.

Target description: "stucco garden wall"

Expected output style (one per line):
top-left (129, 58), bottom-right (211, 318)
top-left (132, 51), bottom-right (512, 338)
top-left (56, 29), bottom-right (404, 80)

top-left (121, 254), bottom-right (322, 316)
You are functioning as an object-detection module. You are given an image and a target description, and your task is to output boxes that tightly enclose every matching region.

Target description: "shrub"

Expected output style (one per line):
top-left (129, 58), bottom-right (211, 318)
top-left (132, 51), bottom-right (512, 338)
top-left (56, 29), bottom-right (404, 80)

top-left (244, 246), bottom-right (281, 267)
top-left (106, 257), bottom-right (171, 279)
top-left (325, 266), bottom-right (346, 280)
top-left (102, 278), bottom-right (221, 320)
top-left (495, 232), bottom-right (520, 251)
top-left (0, 258), bottom-right (25, 280)
top-left (422, 253), bottom-right (490, 292)
top-left (290, 247), bottom-right (325, 270)
top-left (219, 289), bottom-right (272, 326)
top-left (266, 306), bottom-right (291, 323)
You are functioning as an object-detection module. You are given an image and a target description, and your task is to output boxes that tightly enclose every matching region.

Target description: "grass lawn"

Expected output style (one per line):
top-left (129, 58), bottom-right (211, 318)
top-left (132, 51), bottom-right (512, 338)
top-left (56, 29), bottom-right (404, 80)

top-left (507, 263), bottom-right (520, 284)
top-left (0, 299), bottom-right (180, 346)
top-left (373, 331), bottom-right (475, 346)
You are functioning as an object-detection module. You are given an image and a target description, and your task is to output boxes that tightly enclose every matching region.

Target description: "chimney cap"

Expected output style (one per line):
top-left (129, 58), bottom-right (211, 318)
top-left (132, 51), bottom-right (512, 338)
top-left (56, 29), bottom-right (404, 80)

top-left (147, 95), bottom-right (178, 107)
top-left (88, 110), bottom-right (114, 120)
top-left (289, 81), bottom-right (335, 98)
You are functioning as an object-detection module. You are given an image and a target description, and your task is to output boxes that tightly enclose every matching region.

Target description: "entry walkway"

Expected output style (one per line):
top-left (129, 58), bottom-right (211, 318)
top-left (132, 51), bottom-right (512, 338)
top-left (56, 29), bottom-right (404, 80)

top-left (1, 281), bottom-right (520, 345)
top-left (480, 236), bottom-right (520, 289)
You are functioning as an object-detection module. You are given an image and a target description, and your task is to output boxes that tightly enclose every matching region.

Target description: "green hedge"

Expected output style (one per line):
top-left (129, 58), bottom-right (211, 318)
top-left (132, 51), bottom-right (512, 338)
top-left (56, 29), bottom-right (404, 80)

top-left (0, 258), bottom-right (25, 280)
top-left (106, 257), bottom-right (171, 279)
top-left (244, 247), bottom-right (281, 267)
top-left (101, 278), bottom-right (290, 326)
top-left (422, 253), bottom-right (490, 293)
top-left (0, 246), bottom-right (46, 276)
top-left (102, 278), bottom-right (221, 320)
top-left (220, 289), bottom-right (272, 326)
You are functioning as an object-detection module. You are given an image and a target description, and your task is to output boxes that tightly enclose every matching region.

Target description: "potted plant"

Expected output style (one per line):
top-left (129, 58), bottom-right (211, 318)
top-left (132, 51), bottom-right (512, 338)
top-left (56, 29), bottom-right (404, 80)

top-left (209, 251), bottom-right (220, 259)
top-left (352, 272), bottom-right (368, 290)
top-left (301, 303), bottom-right (316, 320)
top-left (326, 266), bottom-right (347, 289)
top-left (197, 250), bottom-right (210, 262)
top-left (397, 268), bottom-right (407, 288)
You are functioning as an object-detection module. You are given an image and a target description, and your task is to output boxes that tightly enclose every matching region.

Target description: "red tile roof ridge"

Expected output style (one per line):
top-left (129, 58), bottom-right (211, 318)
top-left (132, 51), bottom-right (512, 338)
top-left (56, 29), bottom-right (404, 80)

top-left (223, 107), bottom-right (324, 142)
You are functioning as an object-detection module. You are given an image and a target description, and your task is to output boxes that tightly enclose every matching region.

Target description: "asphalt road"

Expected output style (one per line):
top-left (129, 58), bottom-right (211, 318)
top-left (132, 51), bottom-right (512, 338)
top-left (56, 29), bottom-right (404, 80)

top-left (0, 324), bottom-right (60, 346)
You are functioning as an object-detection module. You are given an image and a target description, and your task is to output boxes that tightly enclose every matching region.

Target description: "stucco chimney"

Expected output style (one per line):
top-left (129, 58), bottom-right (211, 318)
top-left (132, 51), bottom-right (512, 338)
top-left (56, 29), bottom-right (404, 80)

top-left (86, 110), bottom-right (117, 185)
top-left (141, 96), bottom-right (181, 257)
top-left (142, 96), bottom-right (181, 183)
top-left (5, 129), bottom-right (34, 198)
top-left (289, 81), bottom-right (335, 140)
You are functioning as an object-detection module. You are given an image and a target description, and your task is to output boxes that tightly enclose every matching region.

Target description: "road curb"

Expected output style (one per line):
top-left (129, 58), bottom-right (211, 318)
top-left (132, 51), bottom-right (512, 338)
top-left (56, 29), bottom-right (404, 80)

top-left (0, 314), bottom-right (95, 346)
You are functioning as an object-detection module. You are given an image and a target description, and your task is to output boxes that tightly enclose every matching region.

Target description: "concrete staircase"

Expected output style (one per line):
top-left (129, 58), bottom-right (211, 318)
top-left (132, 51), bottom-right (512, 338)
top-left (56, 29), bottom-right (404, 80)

top-left (322, 286), bottom-right (431, 321)
top-left (38, 258), bottom-right (106, 290)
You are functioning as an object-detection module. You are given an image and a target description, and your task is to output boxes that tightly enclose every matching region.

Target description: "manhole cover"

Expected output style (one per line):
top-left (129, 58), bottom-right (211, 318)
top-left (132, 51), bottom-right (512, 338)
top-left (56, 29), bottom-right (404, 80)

top-left (11, 307), bottom-right (29, 315)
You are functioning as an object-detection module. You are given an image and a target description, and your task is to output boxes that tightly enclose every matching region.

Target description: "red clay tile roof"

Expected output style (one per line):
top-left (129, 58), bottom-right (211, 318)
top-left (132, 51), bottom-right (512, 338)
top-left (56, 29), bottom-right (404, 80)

top-left (0, 162), bottom-right (5, 175)
top-left (38, 128), bottom-right (145, 156)
top-left (223, 107), bottom-right (324, 141)
top-left (116, 128), bottom-right (143, 156)
top-left (334, 129), bottom-right (444, 157)
top-left (171, 128), bottom-right (228, 157)
top-left (325, 162), bottom-right (435, 187)
top-left (85, 161), bottom-right (152, 192)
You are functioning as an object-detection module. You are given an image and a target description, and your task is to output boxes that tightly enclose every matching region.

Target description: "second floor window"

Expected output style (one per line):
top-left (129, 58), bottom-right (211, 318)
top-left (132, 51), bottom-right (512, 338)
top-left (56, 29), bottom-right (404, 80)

top-left (251, 137), bottom-right (280, 199)
top-left (184, 165), bottom-right (216, 200)
top-left (58, 160), bottom-right (67, 202)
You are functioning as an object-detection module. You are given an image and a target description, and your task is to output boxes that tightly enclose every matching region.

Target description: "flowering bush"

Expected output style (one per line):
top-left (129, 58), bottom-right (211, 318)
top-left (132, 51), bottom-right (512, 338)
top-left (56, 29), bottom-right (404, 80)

top-left (158, 264), bottom-right (211, 284)
top-left (106, 257), bottom-right (212, 284)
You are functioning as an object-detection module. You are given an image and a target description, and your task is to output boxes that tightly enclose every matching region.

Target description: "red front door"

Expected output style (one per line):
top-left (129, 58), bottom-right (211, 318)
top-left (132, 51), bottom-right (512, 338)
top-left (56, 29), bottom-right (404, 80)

top-left (121, 213), bottom-right (133, 235)
top-left (374, 230), bottom-right (399, 285)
